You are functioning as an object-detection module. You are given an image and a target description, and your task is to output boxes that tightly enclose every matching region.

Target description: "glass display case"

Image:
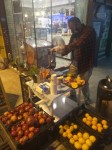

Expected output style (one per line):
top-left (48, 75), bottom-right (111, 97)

top-left (4, 0), bottom-right (90, 69)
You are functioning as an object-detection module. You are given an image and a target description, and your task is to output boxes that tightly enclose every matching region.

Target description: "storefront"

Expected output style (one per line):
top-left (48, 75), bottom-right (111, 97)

top-left (3, 0), bottom-right (91, 69)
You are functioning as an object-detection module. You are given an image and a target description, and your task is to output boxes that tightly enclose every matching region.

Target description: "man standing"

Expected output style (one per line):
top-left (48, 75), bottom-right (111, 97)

top-left (52, 17), bottom-right (96, 104)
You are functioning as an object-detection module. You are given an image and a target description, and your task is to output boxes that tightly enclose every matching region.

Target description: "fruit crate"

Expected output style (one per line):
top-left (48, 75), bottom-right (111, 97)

top-left (5, 108), bottom-right (54, 150)
top-left (0, 100), bottom-right (39, 128)
top-left (57, 114), bottom-right (99, 150)
top-left (74, 104), bottom-right (111, 138)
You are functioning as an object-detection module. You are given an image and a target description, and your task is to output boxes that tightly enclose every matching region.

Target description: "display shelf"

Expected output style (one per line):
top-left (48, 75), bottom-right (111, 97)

top-left (0, 78), bottom-right (10, 111)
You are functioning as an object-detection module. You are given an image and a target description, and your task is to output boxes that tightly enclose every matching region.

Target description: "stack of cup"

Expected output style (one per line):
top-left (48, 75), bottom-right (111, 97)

top-left (50, 74), bottom-right (57, 95)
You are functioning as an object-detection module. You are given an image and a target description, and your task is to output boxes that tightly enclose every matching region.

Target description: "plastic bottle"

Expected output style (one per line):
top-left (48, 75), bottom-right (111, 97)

top-left (50, 74), bottom-right (57, 95)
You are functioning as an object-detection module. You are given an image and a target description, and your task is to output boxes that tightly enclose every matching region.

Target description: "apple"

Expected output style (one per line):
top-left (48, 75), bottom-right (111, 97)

top-left (7, 113), bottom-right (13, 119)
top-left (19, 109), bottom-right (24, 115)
top-left (34, 113), bottom-right (38, 118)
top-left (18, 115), bottom-right (22, 120)
top-left (29, 126), bottom-right (35, 132)
top-left (28, 108), bottom-right (35, 115)
top-left (23, 112), bottom-right (29, 119)
top-left (34, 128), bottom-right (40, 134)
top-left (17, 127), bottom-right (22, 132)
top-left (21, 120), bottom-right (25, 126)
top-left (11, 115), bottom-right (17, 122)
top-left (2, 117), bottom-right (7, 123)
top-left (11, 130), bottom-right (17, 137)
top-left (22, 124), bottom-right (28, 131)
top-left (25, 106), bottom-right (30, 111)
top-left (26, 116), bottom-right (36, 127)
top-left (18, 130), bottom-right (23, 137)
top-left (38, 111), bottom-right (43, 116)
top-left (4, 111), bottom-right (9, 116)
top-left (6, 120), bottom-right (12, 126)
top-left (24, 102), bottom-right (29, 106)
top-left (11, 126), bottom-right (16, 131)
top-left (29, 103), bottom-right (33, 108)
top-left (28, 132), bottom-right (34, 139)
top-left (23, 136), bottom-right (28, 143)
top-left (39, 118), bottom-right (45, 125)
top-left (10, 109), bottom-right (15, 114)
top-left (46, 117), bottom-right (52, 124)
top-left (24, 129), bottom-right (29, 136)
top-left (19, 138), bottom-right (25, 145)
top-left (15, 136), bottom-right (20, 142)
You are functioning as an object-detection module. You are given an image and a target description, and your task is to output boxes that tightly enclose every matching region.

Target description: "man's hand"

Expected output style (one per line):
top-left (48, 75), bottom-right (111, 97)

top-left (51, 46), bottom-right (65, 54)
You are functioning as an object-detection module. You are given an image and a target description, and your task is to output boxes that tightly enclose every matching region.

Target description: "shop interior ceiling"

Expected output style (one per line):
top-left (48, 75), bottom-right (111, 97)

top-left (20, 0), bottom-right (75, 8)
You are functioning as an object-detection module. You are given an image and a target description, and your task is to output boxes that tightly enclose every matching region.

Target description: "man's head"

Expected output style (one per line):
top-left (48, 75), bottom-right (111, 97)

top-left (68, 17), bottom-right (82, 33)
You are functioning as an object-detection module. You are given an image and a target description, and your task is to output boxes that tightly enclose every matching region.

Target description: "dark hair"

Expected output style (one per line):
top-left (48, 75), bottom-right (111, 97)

top-left (68, 17), bottom-right (81, 24)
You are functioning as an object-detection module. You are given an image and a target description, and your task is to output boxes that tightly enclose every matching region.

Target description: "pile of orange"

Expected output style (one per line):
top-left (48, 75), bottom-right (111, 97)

top-left (82, 113), bottom-right (108, 133)
top-left (64, 75), bottom-right (85, 89)
top-left (59, 122), bottom-right (96, 150)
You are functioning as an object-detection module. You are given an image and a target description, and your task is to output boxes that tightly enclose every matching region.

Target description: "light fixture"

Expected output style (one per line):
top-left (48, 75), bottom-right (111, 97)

top-left (62, 97), bottom-right (66, 104)
top-left (41, 11), bottom-right (45, 16)
top-left (35, 12), bottom-right (40, 16)
top-left (24, 14), bottom-right (28, 18)
top-left (53, 103), bottom-right (57, 110)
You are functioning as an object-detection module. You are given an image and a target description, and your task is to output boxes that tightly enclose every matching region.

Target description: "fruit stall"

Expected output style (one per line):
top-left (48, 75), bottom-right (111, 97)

top-left (0, 72), bottom-right (112, 150)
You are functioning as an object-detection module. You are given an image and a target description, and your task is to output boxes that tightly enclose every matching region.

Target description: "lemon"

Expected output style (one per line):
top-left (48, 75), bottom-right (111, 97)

top-left (103, 124), bottom-right (108, 129)
top-left (86, 120), bottom-right (91, 126)
top-left (69, 138), bottom-right (75, 145)
top-left (64, 125), bottom-right (69, 130)
top-left (67, 133), bottom-right (73, 139)
top-left (59, 128), bottom-right (64, 134)
top-left (70, 126), bottom-right (74, 132)
top-left (83, 132), bottom-right (89, 140)
top-left (92, 117), bottom-right (98, 122)
top-left (87, 116), bottom-right (92, 121)
top-left (97, 127), bottom-right (103, 133)
top-left (92, 120), bottom-right (97, 126)
top-left (85, 113), bottom-right (89, 117)
top-left (74, 141), bottom-right (82, 149)
top-left (89, 135), bottom-right (96, 143)
top-left (82, 143), bottom-right (89, 150)
top-left (86, 139), bottom-right (92, 147)
top-left (62, 132), bottom-right (67, 138)
top-left (66, 129), bottom-right (71, 134)
top-left (73, 135), bottom-right (78, 141)
top-left (101, 120), bottom-right (107, 125)
top-left (82, 117), bottom-right (87, 123)
top-left (78, 137), bottom-right (85, 144)
top-left (73, 124), bottom-right (78, 129)
top-left (92, 125), bottom-right (97, 130)
top-left (77, 132), bottom-right (82, 138)
top-left (59, 125), bottom-right (63, 129)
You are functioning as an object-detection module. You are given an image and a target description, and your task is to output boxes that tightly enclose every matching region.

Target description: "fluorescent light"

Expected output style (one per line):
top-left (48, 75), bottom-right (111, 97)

top-left (24, 14), bottom-right (28, 18)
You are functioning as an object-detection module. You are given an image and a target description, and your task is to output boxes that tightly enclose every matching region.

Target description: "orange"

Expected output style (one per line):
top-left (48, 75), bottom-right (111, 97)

top-left (71, 82), bottom-right (78, 88)
top-left (103, 124), bottom-right (108, 129)
top-left (97, 123), bottom-right (102, 127)
top-left (97, 127), bottom-right (103, 132)
top-left (85, 113), bottom-right (90, 117)
top-left (73, 135), bottom-right (78, 141)
top-left (77, 132), bottom-right (82, 138)
top-left (92, 125), bottom-right (97, 130)
top-left (92, 120), bottom-right (97, 126)
top-left (86, 120), bottom-right (91, 126)
top-left (101, 120), bottom-right (107, 125)
top-left (92, 117), bottom-right (98, 122)
top-left (89, 136), bottom-right (96, 143)
top-left (82, 117), bottom-right (87, 123)
top-left (87, 116), bottom-right (92, 121)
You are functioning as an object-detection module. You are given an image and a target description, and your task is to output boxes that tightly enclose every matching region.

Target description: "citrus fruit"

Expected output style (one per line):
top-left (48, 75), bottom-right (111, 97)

top-left (70, 126), bottom-right (74, 132)
top-left (73, 124), bottom-right (78, 129)
top-left (78, 137), bottom-right (85, 144)
top-left (64, 125), bottom-right (69, 130)
top-left (73, 135), bottom-right (78, 141)
top-left (101, 120), bottom-right (107, 125)
top-left (66, 129), bottom-right (71, 134)
top-left (77, 132), bottom-right (82, 138)
top-left (103, 124), bottom-right (108, 129)
top-left (59, 125), bottom-right (63, 129)
top-left (86, 120), bottom-right (91, 126)
top-left (82, 143), bottom-right (89, 150)
top-left (82, 118), bottom-right (87, 123)
top-left (67, 133), bottom-right (73, 139)
top-left (92, 125), bottom-right (97, 130)
top-left (87, 116), bottom-right (92, 121)
top-left (86, 139), bottom-right (92, 147)
top-left (92, 117), bottom-right (98, 122)
top-left (59, 128), bottom-right (64, 134)
top-left (85, 113), bottom-right (89, 117)
top-left (62, 132), bottom-right (67, 138)
top-left (83, 132), bottom-right (89, 140)
top-left (89, 135), bottom-right (96, 143)
top-left (92, 120), bottom-right (97, 126)
top-left (74, 141), bottom-right (82, 149)
top-left (69, 138), bottom-right (75, 145)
